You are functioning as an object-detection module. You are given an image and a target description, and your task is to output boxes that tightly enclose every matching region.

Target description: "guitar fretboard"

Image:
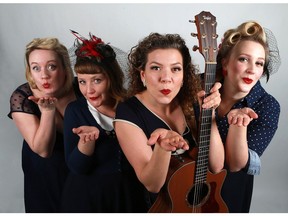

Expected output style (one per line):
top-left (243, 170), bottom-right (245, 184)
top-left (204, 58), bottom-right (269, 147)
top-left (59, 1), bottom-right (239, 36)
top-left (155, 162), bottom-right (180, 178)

top-left (195, 63), bottom-right (216, 183)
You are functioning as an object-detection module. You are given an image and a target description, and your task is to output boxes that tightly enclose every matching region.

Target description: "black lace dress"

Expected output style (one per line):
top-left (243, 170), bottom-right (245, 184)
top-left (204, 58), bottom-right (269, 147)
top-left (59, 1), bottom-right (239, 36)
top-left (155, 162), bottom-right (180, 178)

top-left (7, 80), bottom-right (82, 213)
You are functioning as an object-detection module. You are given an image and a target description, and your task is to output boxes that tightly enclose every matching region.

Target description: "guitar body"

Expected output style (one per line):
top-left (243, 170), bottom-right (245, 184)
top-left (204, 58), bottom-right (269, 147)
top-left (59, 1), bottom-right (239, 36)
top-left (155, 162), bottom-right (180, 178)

top-left (149, 152), bottom-right (228, 213)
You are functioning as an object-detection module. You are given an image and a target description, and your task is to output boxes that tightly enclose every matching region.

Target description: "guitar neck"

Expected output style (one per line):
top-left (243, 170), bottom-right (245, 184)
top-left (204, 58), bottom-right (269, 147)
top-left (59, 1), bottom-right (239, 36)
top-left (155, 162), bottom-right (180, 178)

top-left (195, 63), bottom-right (216, 183)
top-left (192, 11), bottom-right (218, 184)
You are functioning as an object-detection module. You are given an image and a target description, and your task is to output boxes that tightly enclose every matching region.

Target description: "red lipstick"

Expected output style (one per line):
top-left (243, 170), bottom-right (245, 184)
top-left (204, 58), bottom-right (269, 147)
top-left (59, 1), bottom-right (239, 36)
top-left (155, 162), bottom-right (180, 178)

top-left (160, 89), bottom-right (171, 95)
top-left (89, 96), bottom-right (99, 101)
top-left (243, 78), bottom-right (253, 84)
top-left (42, 83), bottom-right (50, 89)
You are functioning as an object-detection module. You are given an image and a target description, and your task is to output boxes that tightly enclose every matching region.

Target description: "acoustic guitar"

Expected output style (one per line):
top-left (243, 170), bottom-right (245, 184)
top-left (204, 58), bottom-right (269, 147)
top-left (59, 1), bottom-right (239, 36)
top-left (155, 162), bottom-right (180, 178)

top-left (148, 11), bottom-right (228, 213)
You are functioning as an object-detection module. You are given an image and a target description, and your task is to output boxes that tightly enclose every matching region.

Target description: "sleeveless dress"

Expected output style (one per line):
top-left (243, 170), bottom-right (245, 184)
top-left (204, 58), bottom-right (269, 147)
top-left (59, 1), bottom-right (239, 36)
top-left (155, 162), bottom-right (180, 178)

top-left (115, 96), bottom-right (197, 209)
top-left (7, 79), bottom-right (82, 213)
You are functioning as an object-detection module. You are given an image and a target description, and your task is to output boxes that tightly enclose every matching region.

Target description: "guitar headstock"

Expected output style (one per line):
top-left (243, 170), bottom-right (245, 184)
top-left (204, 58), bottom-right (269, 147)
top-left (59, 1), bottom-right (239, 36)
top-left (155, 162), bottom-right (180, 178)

top-left (192, 11), bottom-right (218, 63)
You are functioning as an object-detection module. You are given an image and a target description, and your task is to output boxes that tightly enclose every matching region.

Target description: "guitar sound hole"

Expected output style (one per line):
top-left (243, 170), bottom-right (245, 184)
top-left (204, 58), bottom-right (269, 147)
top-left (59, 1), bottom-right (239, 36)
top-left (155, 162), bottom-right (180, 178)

top-left (186, 183), bottom-right (209, 207)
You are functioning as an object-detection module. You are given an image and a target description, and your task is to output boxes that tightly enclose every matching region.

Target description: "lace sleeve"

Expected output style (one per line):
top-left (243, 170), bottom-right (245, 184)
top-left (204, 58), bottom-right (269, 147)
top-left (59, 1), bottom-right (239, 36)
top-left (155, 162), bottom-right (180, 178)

top-left (7, 83), bottom-right (39, 119)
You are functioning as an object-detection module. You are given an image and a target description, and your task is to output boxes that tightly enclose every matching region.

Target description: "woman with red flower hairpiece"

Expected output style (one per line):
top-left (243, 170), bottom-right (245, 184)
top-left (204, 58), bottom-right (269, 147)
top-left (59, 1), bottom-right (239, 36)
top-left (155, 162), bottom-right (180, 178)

top-left (60, 31), bottom-right (148, 213)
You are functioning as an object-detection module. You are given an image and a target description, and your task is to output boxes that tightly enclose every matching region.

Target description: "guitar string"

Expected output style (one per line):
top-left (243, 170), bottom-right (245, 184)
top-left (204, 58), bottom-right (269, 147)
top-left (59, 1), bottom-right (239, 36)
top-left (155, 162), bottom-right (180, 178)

top-left (193, 63), bottom-right (215, 212)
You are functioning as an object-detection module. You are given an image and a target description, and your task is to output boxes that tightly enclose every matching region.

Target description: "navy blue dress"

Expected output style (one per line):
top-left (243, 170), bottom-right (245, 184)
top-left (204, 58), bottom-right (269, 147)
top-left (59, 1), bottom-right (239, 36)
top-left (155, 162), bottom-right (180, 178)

top-left (115, 96), bottom-right (197, 209)
top-left (216, 81), bottom-right (280, 212)
top-left (7, 79), bottom-right (82, 213)
top-left (61, 96), bottom-right (147, 213)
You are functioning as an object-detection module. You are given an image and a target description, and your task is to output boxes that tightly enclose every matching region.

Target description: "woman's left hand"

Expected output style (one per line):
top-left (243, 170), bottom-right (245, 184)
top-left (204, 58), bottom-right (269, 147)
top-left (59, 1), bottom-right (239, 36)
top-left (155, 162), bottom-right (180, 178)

top-left (227, 107), bottom-right (258, 127)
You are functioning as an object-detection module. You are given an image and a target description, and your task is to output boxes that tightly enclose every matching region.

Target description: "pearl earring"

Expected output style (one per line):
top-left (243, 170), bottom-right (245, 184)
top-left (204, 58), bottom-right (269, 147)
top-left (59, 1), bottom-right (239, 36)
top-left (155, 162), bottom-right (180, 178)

top-left (143, 80), bottom-right (146, 87)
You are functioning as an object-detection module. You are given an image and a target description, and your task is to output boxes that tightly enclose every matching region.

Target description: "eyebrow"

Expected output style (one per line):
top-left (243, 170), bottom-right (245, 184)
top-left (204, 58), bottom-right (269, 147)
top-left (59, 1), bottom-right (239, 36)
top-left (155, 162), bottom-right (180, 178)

top-left (30, 59), bottom-right (57, 64)
top-left (149, 61), bottom-right (182, 66)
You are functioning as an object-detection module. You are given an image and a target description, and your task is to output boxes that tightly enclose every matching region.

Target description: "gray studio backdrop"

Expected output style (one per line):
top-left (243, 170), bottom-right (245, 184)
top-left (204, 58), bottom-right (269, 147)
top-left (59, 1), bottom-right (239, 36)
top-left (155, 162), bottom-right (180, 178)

top-left (0, 3), bottom-right (287, 213)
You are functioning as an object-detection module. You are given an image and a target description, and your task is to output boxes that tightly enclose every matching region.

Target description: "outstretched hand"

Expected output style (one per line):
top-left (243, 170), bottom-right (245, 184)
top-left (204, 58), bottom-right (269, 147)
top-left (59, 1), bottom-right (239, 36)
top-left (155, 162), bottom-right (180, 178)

top-left (147, 128), bottom-right (189, 152)
top-left (72, 126), bottom-right (100, 144)
top-left (28, 96), bottom-right (57, 111)
top-left (227, 107), bottom-right (258, 127)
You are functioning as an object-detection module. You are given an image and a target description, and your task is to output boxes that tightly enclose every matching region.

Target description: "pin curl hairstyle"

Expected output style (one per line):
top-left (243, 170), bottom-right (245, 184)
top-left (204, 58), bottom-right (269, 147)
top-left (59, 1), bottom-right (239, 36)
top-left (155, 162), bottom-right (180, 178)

top-left (216, 21), bottom-right (281, 82)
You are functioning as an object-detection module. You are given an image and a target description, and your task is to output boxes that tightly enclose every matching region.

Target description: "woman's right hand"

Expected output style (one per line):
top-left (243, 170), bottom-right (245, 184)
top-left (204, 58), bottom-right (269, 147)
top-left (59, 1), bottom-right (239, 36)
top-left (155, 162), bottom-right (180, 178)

top-left (147, 128), bottom-right (189, 152)
top-left (28, 96), bottom-right (57, 111)
top-left (72, 126), bottom-right (100, 156)
top-left (72, 126), bottom-right (100, 144)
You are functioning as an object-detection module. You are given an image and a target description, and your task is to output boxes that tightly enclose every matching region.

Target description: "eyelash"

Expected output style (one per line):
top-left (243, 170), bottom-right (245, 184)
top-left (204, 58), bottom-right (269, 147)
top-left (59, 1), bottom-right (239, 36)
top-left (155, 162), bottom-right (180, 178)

top-left (150, 66), bottom-right (182, 72)
top-left (79, 80), bottom-right (86, 85)
top-left (173, 67), bottom-right (182, 72)
top-left (150, 66), bottom-right (160, 70)
top-left (78, 79), bottom-right (102, 85)
top-left (31, 64), bottom-right (57, 72)
top-left (94, 79), bottom-right (102, 84)
top-left (239, 57), bottom-right (248, 62)
top-left (256, 62), bottom-right (264, 67)
top-left (239, 58), bottom-right (264, 67)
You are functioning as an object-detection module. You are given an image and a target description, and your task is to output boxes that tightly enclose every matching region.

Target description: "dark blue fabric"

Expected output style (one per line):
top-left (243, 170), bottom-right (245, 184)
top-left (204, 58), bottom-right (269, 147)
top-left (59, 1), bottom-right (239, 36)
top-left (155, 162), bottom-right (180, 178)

top-left (8, 78), bottom-right (83, 213)
top-left (61, 96), bottom-right (147, 213)
top-left (216, 81), bottom-right (280, 212)
top-left (115, 96), bottom-right (197, 209)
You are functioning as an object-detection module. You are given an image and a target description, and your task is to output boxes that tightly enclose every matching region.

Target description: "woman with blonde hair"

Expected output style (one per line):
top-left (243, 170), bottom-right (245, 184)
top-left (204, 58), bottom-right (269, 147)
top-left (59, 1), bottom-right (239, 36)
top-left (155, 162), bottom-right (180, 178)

top-left (8, 37), bottom-right (82, 212)
top-left (215, 21), bottom-right (281, 212)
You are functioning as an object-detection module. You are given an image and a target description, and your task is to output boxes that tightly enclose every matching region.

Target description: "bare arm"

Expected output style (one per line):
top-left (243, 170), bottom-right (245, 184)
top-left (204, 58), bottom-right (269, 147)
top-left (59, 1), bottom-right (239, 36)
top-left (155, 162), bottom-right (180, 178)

top-left (198, 82), bottom-right (225, 173)
top-left (209, 110), bottom-right (225, 173)
top-left (12, 97), bottom-right (57, 157)
top-left (114, 121), bottom-right (188, 193)
top-left (225, 107), bottom-right (258, 171)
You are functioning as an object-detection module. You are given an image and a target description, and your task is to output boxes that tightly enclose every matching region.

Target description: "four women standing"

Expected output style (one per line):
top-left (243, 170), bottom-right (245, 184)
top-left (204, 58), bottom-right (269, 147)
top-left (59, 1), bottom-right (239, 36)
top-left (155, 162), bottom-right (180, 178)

top-left (8, 19), bottom-right (281, 213)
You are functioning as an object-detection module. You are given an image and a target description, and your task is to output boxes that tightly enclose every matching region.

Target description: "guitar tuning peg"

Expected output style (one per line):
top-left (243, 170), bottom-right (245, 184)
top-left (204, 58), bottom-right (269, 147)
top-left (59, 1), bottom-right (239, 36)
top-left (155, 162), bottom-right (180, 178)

top-left (191, 33), bottom-right (198, 37)
top-left (189, 19), bottom-right (195, 23)
top-left (192, 45), bottom-right (199, 51)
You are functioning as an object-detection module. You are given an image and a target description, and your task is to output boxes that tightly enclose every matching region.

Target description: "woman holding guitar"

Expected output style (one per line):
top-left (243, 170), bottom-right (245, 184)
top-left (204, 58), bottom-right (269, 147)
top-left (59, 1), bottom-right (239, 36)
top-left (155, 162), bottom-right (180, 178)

top-left (114, 32), bottom-right (224, 211)
top-left (215, 21), bottom-right (281, 212)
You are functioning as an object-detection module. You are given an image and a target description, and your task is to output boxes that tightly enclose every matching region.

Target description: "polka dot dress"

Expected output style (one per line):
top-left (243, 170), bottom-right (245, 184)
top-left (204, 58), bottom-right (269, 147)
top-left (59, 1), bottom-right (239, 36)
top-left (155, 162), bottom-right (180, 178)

top-left (8, 83), bottom-right (37, 118)
top-left (216, 81), bottom-right (280, 157)
top-left (215, 80), bottom-right (280, 213)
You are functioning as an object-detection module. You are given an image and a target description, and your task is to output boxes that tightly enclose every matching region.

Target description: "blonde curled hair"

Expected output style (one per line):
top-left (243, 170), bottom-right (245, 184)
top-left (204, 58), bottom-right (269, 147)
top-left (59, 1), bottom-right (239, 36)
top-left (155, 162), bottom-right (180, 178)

top-left (216, 21), bottom-right (270, 81)
top-left (25, 37), bottom-right (74, 94)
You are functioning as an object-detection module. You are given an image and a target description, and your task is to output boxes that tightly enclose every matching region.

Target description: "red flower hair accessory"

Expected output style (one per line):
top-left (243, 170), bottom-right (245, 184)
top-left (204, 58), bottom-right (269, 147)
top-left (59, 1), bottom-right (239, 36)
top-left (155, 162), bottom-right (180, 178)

top-left (70, 30), bottom-right (116, 63)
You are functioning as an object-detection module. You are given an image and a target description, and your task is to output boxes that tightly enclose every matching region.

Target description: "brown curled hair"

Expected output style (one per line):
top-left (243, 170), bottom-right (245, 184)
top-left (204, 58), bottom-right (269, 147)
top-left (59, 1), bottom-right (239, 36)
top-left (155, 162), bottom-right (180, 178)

top-left (127, 32), bottom-right (202, 131)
